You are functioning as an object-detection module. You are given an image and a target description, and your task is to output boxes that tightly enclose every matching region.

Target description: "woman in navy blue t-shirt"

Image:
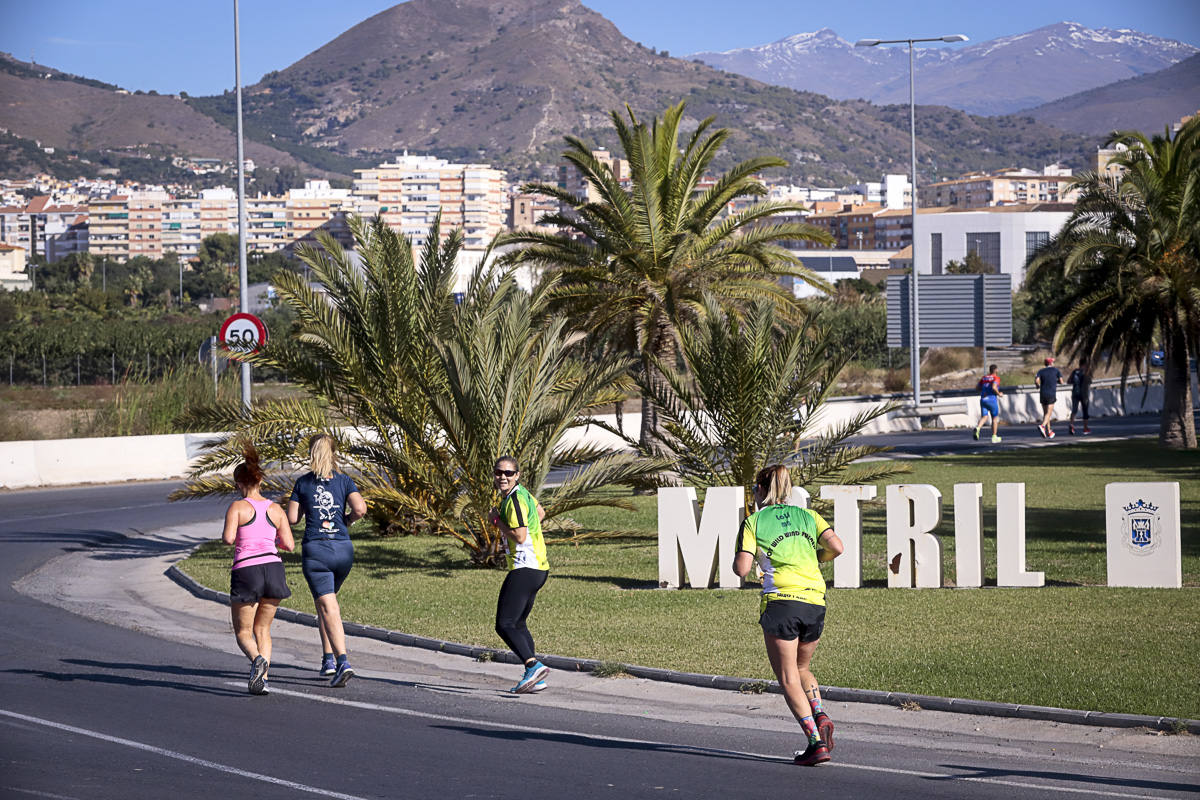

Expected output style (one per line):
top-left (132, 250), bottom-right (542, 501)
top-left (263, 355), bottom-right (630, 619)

top-left (287, 433), bottom-right (367, 687)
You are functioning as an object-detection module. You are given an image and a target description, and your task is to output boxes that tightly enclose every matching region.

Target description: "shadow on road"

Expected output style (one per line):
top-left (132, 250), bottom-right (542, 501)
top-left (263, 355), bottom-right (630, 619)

top-left (431, 723), bottom-right (787, 764)
top-left (4, 658), bottom-right (248, 697)
top-left (940, 762), bottom-right (1200, 795)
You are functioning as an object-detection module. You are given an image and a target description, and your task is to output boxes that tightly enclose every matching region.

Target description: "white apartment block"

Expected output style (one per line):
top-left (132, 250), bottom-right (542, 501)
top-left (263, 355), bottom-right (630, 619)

top-left (355, 154), bottom-right (505, 247)
top-left (922, 167), bottom-right (1077, 209)
top-left (915, 204), bottom-right (1074, 290)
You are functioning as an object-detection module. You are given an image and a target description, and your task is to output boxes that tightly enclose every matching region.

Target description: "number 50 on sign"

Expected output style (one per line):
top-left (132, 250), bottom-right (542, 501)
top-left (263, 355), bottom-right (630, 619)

top-left (220, 312), bottom-right (269, 357)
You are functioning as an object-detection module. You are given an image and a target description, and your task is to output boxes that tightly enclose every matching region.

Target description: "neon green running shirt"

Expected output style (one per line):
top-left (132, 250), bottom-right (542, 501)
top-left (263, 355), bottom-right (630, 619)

top-left (737, 503), bottom-right (831, 607)
top-left (499, 484), bottom-right (549, 571)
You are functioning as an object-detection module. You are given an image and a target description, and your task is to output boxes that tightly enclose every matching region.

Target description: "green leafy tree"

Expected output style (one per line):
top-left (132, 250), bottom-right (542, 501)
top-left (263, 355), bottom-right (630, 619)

top-left (645, 297), bottom-right (903, 509)
top-left (1029, 118), bottom-right (1200, 449)
top-left (499, 101), bottom-right (833, 454)
top-left (171, 216), bottom-right (668, 565)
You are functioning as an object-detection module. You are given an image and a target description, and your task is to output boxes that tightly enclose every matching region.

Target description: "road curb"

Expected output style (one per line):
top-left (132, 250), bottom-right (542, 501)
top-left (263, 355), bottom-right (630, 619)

top-left (165, 564), bottom-right (1199, 735)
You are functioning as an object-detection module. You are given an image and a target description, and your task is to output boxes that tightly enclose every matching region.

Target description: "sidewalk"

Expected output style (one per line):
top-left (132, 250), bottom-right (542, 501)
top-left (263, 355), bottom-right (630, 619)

top-left (14, 519), bottom-right (1200, 763)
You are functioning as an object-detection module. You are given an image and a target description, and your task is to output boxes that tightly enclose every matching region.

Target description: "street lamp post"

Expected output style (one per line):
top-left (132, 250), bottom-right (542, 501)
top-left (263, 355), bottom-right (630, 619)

top-left (233, 0), bottom-right (251, 411)
top-left (856, 34), bottom-right (968, 407)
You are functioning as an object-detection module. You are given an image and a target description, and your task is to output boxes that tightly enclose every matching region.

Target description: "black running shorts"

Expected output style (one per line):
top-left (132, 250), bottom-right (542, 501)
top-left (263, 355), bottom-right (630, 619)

top-left (759, 599), bottom-right (826, 642)
top-left (230, 561), bottom-right (292, 604)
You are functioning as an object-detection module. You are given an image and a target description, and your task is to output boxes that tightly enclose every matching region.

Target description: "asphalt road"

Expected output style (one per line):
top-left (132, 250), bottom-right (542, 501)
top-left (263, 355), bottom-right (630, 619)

top-left (849, 412), bottom-right (1185, 457)
top-left (2, 482), bottom-right (1198, 799)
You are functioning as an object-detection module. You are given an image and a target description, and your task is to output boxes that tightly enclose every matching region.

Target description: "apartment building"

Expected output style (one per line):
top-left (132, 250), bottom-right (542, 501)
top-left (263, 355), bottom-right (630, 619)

top-left (558, 148), bottom-right (630, 203)
top-left (127, 190), bottom-right (168, 260)
top-left (0, 197), bottom-right (89, 262)
top-left (800, 203), bottom-right (884, 249)
top-left (286, 180), bottom-right (354, 251)
top-left (245, 195), bottom-right (288, 253)
top-left (508, 192), bottom-right (558, 231)
top-left (921, 168), bottom-right (1077, 209)
top-left (354, 155), bottom-right (506, 254)
top-left (86, 195), bottom-right (131, 261)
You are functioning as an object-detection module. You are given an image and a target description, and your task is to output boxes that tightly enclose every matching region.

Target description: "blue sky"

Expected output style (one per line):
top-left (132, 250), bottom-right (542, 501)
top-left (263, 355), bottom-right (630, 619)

top-left (2, 0), bottom-right (1197, 96)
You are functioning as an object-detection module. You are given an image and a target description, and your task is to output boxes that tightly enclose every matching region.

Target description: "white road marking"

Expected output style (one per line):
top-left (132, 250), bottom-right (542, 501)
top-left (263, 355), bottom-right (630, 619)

top-left (0, 709), bottom-right (372, 800)
top-left (3, 787), bottom-right (84, 799)
top-left (253, 684), bottom-right (1180, 800)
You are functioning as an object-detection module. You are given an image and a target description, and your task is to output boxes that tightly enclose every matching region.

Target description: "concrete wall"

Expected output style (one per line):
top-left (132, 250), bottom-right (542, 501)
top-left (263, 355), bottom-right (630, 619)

top-left (0, 383), bottom-right (1170, 489)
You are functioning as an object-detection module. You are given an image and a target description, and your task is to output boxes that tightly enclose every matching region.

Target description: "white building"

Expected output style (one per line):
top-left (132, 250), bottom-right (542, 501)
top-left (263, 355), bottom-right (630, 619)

top-left (915, 204), bottom-right (1074, 290)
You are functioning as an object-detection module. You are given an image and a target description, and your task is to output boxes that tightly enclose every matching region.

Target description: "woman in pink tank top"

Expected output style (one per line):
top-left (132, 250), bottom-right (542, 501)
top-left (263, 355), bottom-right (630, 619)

top-left (221, 442), bottom-right (294, 695)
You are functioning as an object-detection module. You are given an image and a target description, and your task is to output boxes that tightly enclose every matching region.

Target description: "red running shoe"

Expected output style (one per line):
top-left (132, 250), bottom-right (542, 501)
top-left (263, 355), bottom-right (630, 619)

top-left (794, 740), bottom-right (831, 766)
top-left (814, 712), bottom-right (835, 750)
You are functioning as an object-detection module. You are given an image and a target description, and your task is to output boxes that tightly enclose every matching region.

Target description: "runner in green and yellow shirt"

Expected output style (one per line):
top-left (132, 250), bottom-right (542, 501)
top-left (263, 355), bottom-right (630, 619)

top-left (734, 464), bottom-right (844, 767)
top-left (489, 455), bottom-right (550, 694)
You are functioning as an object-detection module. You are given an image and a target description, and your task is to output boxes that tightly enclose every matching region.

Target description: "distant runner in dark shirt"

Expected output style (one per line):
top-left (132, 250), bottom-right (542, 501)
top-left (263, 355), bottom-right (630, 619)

top-left (1034, 357), bottom-right (1063, 439)
top-left (1068, 361), bottom-right (1093, 435)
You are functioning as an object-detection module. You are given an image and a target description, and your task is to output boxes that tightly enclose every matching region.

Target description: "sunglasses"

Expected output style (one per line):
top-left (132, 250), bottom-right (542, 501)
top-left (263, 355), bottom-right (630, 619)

top-left (494, 469), bottom-right (518, 477)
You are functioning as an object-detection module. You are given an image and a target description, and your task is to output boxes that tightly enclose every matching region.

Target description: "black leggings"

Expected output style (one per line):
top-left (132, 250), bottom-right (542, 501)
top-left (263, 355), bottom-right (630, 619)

top-left (495, 568), bottom-right (548, 663)
top-left (1071, 394), bottom-right (1089, 420)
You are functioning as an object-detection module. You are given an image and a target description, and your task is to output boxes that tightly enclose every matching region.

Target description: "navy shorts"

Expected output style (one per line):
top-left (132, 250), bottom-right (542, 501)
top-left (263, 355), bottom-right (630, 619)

top-left (302, 538), bottom-right (354, 598)
top-left (980, 396), bottom-right (999, 418)
top-left (230, 561), bottom-right (291, 604)
top-left (759, 600), bottom-right (826, 642)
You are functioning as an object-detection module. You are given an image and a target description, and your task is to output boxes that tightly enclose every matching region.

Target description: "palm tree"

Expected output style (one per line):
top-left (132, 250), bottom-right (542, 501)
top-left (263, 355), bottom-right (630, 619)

top-left (645, 296), bottom-right (904, 510)
top-left (1030, 118), bottom-right (1199, 448)
top-left (171, 216), bottom-right (669, 565)
top-left (498, 101), bottom-right (833, 453)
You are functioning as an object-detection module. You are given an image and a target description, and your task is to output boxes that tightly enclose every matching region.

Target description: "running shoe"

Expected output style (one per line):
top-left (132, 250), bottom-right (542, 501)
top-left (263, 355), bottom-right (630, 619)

top-left (814, 713), bottom-right (834, 750)
top-left (320, 654), bottom-right (337, 676)
top-left (249, 655), bottom-right (268, 695)
top-left (527, 680), bottom-right (547, 693)
top-left (512, 661), bottom-right (549, 694)
top-left (1037, 424), bottom-right (1047, 438)
top-left (1083, 426), bottom-right (1092, 435)
top-left (1047, 430), bottom-right (1056, 439)
top-left (991, 435), bottom-right (1002, 443)
top-left (330, 661), bottom-right (355, 688)
top-left (794, 740), bottom-right (831, 766)
top-left (1069, 423), bottom-right (1076, 435)
top-left (972, 429), bottom-right (980, 440)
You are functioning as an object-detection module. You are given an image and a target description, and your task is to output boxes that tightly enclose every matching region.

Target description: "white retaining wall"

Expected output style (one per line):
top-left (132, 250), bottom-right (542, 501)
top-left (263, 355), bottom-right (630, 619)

top-left (0, 384), bottom-right (1172, 489)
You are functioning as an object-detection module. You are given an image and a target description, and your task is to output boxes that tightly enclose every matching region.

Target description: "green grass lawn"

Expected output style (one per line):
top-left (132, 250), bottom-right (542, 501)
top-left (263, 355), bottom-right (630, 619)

top-left (178, 439), bottom-right (1200, 719)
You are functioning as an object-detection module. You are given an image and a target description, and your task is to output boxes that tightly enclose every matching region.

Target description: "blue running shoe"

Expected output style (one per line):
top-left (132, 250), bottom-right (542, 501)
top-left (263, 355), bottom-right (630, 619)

top-left (330, 661), bottom-right (355, 688)
top-left (512, 661), bottom-right (549, 694)
top-left (320, 654), bottom-right (337, 676)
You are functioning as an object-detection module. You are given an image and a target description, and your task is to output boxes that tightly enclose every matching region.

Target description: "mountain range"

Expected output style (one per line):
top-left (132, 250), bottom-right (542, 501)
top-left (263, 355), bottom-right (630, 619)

top-left (5, 2), bottom-right (1191, 187)
top-left (690, 22), bottom-right (1197, 117)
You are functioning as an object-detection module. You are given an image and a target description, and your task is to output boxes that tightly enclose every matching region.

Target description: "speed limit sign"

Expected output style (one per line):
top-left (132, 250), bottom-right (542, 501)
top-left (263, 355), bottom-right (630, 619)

top-left (220, 312), bottom-right (269, 356)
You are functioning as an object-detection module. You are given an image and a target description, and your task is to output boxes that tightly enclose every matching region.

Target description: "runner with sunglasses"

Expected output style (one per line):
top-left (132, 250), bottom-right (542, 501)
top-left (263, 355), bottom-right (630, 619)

top-left (488, 456), bottom-right (550, 694)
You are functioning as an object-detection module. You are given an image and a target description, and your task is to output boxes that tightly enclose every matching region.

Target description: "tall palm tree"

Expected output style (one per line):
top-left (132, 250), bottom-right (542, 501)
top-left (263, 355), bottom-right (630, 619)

top-left (1030, 118), bottom-right (1199, 448)
top-left (645, 296), bottom-right (904, 510)
top-left (498, 101), bottom-right (833, 452)
top-left (172, 216), bottom-right (669, 564)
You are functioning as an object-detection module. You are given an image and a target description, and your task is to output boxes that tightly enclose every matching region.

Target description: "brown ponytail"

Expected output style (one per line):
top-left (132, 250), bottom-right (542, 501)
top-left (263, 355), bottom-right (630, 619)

top-left (233, 440), bottom-right (265, 489)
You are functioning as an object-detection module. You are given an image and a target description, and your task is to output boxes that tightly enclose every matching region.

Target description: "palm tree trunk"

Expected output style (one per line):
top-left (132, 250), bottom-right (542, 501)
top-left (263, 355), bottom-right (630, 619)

top-left (1159, 330), bottom-right (1197, 449)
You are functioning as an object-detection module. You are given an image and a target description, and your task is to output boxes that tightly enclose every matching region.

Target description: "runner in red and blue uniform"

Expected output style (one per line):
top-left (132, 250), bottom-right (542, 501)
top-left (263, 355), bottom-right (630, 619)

top-left (973, 364), bottom-right (1003, 443)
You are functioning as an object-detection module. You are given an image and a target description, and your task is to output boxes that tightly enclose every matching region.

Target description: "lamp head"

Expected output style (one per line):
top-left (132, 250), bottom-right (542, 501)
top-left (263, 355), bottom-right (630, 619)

top-left (855, 38), bottom-right (881, 47)
top-left (941, 34), bottom-right (968, 42)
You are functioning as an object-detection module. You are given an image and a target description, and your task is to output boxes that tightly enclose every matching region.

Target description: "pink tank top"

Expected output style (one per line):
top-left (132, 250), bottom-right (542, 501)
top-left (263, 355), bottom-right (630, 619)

top-left (232, 498), bottom-right (282, 571)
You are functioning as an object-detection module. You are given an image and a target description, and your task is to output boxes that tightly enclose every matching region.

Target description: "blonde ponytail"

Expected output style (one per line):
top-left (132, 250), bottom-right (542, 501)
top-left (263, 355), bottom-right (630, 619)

top-left (755, 464), bottom-right (793, 506)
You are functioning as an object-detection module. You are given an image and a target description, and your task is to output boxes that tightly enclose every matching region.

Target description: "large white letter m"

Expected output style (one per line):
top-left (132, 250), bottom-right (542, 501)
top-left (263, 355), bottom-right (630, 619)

top-left (657, 487), bottom-right (744, 589)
